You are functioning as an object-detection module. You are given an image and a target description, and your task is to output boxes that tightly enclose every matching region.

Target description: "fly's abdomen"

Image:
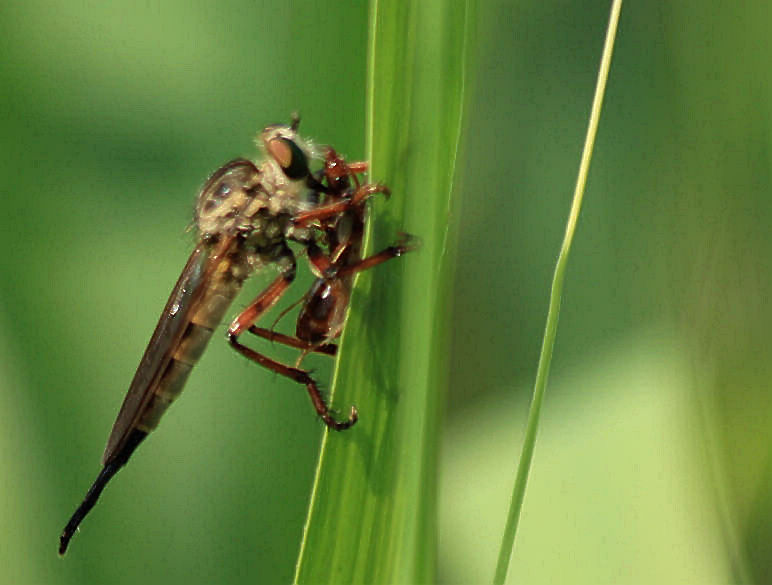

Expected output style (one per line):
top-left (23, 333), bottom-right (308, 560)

top-left (136, 323), bottom-right (212, 432)
top-left (136, 283), bottom-right (241, 433)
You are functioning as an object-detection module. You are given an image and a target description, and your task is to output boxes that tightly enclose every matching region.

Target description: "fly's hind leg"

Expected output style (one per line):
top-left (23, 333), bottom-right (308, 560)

top-left (226, 250), bottom-right (356, 431)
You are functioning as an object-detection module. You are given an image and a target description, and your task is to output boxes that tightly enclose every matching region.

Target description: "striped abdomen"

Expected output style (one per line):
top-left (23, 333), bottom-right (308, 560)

top-left (135, 266), bottom-right (244, 434)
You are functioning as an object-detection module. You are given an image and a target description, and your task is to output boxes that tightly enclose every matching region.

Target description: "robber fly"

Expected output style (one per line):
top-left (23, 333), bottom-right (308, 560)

top-left (59, 119), bottom-right (374, 555)
top-left (249, 147), bottom-right (416, 371)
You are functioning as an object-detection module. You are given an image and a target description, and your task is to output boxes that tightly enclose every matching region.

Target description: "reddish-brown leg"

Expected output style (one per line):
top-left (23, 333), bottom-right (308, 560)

top-left (245, 241), bottom-right (335, 352)
top-left (292, 184), bottom-right (391, 228)
top-left (264, 293), bottom-right (307, 334)
top-left (242, 242), bottom-right (337, 355)
top-left (336, 235), bottom-right (418, 279)
top-left (226, 268), bottom-right (356, 431)
top-left (247, 326), bottom-right (337, 356)
top-left (346, 161), bottom-right (369, 174)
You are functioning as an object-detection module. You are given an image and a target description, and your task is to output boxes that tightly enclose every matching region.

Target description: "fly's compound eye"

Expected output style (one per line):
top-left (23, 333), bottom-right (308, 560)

top-left (267, 137), bottom-right (309, 180)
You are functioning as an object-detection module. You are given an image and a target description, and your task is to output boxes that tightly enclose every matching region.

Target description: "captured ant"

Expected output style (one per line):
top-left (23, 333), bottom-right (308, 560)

top-left (241, 146), bottom-right (416, 424)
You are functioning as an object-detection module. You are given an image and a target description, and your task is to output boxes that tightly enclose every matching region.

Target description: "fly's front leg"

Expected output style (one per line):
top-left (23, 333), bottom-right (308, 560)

top-left (226, 254), bottom-right (356, 431)
top-left (292, 183), bottom-right (391, 229)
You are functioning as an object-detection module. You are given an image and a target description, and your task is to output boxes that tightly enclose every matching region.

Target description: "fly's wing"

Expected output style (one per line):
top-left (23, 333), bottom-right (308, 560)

top-left (102, 158), bottom-right (261, 466)
top-left (101, 243), bottom-right (212, 465)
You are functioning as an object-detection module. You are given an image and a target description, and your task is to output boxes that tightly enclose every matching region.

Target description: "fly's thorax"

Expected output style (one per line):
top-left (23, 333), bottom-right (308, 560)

top-left (240, 216), bottom-right (300, 274)
top-left (195, 160), bottom-right (260, 238)
top-left (196, 122), bottom-right (322, 239)
top-left (239, 209), bottom-right (292, 253)
top-left (195, 159), bottom-right (311, 239)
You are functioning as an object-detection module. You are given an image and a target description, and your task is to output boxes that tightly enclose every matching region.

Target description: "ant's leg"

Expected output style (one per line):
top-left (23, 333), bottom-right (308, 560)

top-left (226, 253), bottom-right (355, 430)
top-left (345, 161), bottom-right (369, 174)
top-left (246, 241), bottom-right (337, 355)
top-left (337, 234), bottom-right (419, 279)
top-left (266, 294), bottom-right (307, 332)
top-left (247, 326), bottom-right (337, 356)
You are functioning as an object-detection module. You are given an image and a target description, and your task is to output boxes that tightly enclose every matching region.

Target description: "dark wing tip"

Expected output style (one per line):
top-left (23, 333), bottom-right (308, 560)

top-left (58, 532), bottom-right (71, 556)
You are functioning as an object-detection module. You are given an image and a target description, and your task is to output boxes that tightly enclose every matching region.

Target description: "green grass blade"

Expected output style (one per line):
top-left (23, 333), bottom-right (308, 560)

top-left (294, 0), bottom-right (475, 583)
top-left (492, 2), bottom-right (623, 584)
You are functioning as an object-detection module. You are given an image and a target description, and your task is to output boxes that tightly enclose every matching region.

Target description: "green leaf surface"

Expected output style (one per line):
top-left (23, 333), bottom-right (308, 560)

top-left (294, 1), bottom-right (475, 583)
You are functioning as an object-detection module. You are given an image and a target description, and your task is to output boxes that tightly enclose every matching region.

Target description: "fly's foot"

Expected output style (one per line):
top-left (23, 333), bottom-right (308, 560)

top-left (351, 182), bottom-right (391, 205)
top-left (322, 405), bottom-right (358, 431)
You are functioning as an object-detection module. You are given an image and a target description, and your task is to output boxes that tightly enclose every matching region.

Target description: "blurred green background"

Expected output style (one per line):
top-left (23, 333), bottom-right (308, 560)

top-left (1, 1), bottom-right (770, 584)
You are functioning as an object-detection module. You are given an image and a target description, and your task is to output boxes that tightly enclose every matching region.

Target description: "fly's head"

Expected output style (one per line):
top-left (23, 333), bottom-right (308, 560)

top-left (257, 122), bottom-right (318, 216)
top-left (195, 120), bottom-right (318, 240)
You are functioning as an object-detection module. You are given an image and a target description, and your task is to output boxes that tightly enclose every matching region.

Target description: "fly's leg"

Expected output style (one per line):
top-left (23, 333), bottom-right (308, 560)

top-left (226, 254), bottom-right (356, 431)
top-left (292, 183), bottom-right (391, 229)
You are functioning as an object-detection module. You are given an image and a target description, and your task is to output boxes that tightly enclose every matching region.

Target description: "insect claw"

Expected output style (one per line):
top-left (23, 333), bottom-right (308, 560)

top-left (318, 402), bottom-right (358, 431)
top-left (349, 182), bottom-right (391, 206)
top-left (332, 406), bottom-right (359, 431)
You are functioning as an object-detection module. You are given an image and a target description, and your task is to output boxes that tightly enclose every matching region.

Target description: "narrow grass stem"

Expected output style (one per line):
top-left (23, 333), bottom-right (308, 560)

top-left (493, 2), bottom-right (622, 584)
